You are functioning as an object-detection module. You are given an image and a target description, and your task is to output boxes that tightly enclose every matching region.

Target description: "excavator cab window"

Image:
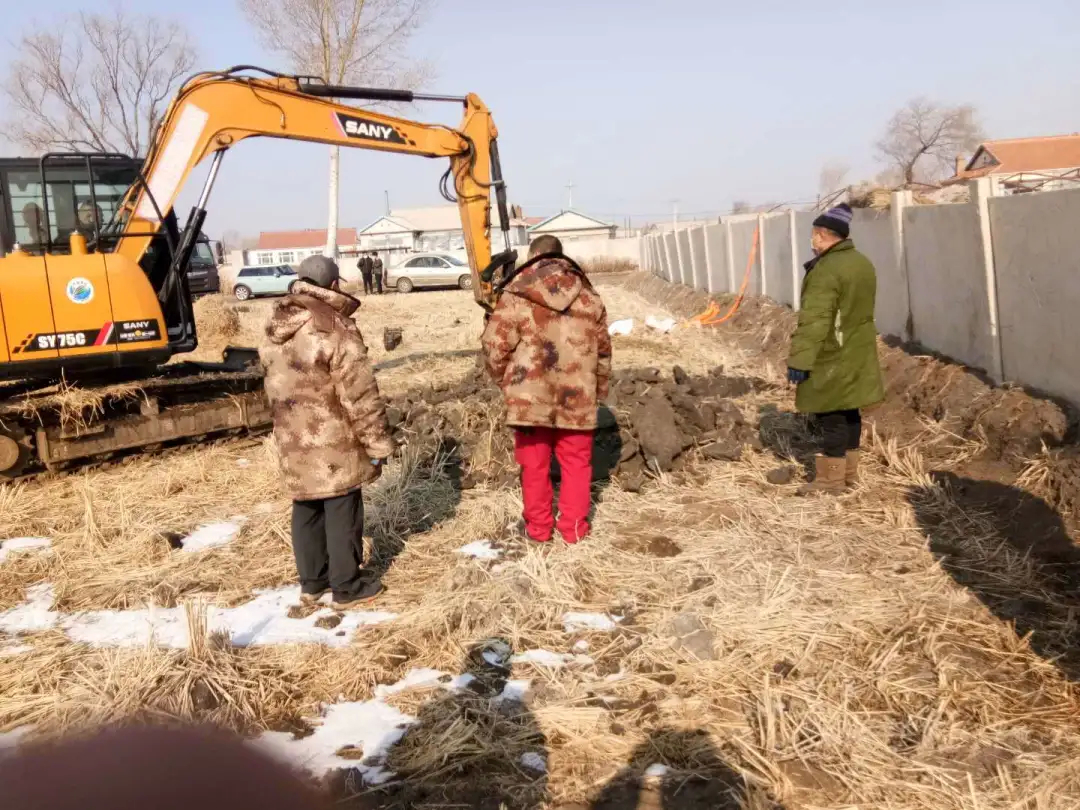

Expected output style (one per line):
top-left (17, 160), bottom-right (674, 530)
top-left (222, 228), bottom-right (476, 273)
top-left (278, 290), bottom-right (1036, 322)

top-left (0, 156), bottom-right (136, 256)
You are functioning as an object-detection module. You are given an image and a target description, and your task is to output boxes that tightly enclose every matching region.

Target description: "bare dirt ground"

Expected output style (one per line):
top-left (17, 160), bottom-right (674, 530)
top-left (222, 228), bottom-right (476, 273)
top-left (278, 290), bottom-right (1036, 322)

top-left (3, 278), bottom-right (1080, 810)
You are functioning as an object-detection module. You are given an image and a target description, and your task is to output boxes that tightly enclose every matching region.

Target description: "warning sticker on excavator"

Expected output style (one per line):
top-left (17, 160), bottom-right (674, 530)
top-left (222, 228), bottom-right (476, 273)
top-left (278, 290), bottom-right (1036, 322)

top-left (334, 112), bottom-right (406, 144)
top-left (12, 321), bottom-right (162, 354)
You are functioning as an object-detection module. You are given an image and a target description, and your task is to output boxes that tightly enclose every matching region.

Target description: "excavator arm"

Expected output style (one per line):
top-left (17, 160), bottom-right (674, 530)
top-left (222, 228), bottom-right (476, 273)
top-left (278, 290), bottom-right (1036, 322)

top-left (115, 67), bottom-right (515, 309)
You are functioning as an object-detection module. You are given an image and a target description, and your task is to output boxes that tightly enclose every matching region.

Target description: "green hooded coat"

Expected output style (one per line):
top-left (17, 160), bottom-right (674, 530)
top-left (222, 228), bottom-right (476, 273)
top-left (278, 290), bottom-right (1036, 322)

top-left (787, 240), bottom-right (885, 414)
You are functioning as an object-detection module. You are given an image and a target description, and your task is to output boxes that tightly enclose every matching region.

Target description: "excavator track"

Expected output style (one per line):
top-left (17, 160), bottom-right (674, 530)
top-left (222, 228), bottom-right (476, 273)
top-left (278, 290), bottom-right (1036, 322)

top-left (0, 348), bottom-right (272, 482)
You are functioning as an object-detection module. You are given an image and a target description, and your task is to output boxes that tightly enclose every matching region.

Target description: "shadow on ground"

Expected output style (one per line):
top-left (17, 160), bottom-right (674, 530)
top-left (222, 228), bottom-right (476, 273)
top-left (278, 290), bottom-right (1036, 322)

top-left (909, 472), bottom-right (1080, 682)
top-left (366, 438), bottom-right (464, 584)
top-left (373, 348), bottom-right (478, 373)
top-left (587, 728), bottom-right (785, 810)
top-left (757, 404), bottom-right (816, 478)
top-left (355, 640), bottom-right (548, 810)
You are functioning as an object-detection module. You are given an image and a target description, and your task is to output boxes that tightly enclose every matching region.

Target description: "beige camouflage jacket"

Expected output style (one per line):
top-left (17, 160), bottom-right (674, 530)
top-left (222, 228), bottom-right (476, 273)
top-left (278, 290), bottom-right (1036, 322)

top-left (481, 256), bottom-right (612, 430)
top-left (260, 281), bottom-right (393, 501)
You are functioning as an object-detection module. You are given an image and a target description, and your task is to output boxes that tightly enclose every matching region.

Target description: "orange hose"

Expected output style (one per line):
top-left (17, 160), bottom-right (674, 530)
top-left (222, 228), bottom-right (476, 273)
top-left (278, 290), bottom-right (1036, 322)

top-left (687, 222), bottom-right (761, 327)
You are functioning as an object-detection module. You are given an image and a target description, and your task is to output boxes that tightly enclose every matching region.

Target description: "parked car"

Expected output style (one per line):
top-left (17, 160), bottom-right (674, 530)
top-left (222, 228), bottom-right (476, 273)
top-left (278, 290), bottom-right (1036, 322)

top-left (387, 253), bottom-right (473, 293)
top-left (232, 265), bottom-right (298, 300)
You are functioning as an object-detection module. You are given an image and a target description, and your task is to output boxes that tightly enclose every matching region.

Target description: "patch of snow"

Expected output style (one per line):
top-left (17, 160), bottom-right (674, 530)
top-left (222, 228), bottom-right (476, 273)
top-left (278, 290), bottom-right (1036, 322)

top-left (563, 612), bottom-right (622, 633)
top-left (495, 679), bottom-right (531, 703)
top-left (0, 643), bottom-right (32, 658)
top-left (520, 751), bottom-right (547, 773)
top-left (179, 517), bottom-right (247, 553)
top-left (645, 315), bottom-right (677, 334)
top-left (0, 585), bottom-right (396, 649)
top-left (254, 668), bottom-right (474, 784)
top-left (0, 537), bottom-right (51, 564)
top-left (236, 458), bottom-right (251, 468)
top-left (608, 318), bottom-right (634, 336)
top-left (456, 540), bottom-right (500, 561)
top-left (510, 649), bottom-right (594, 668)
top-left (572, 640), bottom-right (590, 653)
top-left (645, 763), bottom-right (669, 779)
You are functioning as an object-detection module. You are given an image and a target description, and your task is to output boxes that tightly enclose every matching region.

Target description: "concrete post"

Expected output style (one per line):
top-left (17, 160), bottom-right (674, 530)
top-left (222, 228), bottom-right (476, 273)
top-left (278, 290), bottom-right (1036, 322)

top-left (757, 213), bottom-right (768, 298)
top-left (890, 190), bottom-right (914, 342)
top-left (971, 177), bottom-right (1005, 382)
top-left (724, 220), bottom-right (737, 294)
top-left (788, 209), bottom-right (801, 311)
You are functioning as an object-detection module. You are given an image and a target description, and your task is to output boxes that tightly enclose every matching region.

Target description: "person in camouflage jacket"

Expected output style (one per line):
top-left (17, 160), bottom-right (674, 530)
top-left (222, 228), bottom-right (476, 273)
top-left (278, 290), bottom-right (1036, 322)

top-left (260, 255), bottom-right (393, 607)
top-left (482, 235), bottom-right (612, 544)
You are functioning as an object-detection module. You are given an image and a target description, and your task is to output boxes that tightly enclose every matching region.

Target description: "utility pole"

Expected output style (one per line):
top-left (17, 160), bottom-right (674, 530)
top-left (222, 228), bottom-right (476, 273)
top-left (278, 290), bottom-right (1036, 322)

top-left (566, 181), bottom-right (575, 210)
top-left (384, 190), bottom-right (390, 215)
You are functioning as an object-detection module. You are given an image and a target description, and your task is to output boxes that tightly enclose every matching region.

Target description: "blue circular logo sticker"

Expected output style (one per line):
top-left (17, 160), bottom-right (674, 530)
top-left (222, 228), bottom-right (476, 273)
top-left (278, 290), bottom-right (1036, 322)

top-left (66, 277), bottom-right (94, 304)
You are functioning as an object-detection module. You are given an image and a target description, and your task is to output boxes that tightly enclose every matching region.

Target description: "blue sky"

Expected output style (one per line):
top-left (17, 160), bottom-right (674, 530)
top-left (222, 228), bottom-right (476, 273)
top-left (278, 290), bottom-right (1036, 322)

top-left (3, 0), bottom-right (1079, 238)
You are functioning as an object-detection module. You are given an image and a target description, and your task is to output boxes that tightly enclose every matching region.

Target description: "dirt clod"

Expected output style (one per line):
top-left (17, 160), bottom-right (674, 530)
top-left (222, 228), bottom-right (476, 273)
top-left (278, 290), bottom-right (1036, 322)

top-left (315, 614), bottom-right (343, 630)
top-left (766, 466), bottom-right (797, 485)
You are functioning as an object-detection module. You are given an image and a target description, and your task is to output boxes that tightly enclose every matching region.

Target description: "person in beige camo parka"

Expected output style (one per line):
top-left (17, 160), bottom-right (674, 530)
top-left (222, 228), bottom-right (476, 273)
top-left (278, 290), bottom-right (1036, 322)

top-left (260, 255), bottom-right (393, 607)
top-left (481, 235), bottom-right (612, 544)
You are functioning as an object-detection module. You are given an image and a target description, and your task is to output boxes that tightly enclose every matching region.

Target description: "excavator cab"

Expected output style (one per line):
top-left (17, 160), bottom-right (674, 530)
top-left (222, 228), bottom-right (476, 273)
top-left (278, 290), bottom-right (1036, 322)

top-left (0, 154), bottom-right (194, 381)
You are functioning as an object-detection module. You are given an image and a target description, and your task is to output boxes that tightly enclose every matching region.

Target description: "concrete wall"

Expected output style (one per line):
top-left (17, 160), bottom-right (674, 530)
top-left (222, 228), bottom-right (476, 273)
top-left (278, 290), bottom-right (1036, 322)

top-left (762, 214), bottom-right (794, 307)
top-left (563, 235), bottom-right (641, 264)
top-left (990, 188), bottom-right (1080, 404)
top-left (663, 233), bottom-right (678, 283)
top-left (729, 219), bottom-right (763, 297)
top-left (688, 226), bottom-right (708, 290)
top-left (703, 224), bottom-right (727, 293)
top-left (850, 209), bottom-right (905, 338)
top-left (904, 203), bottom-right (993, 371)
top-left (675, 229), bottom-right (693, 287)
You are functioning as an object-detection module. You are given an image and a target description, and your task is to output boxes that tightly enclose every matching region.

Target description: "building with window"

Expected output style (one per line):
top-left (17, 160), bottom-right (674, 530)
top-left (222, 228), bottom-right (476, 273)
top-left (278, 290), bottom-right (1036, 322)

top-left (357, 206), bottom-right (529, 259)
top-left (247, 228), bottom-right (359, 267)
top-left (946, 134), bottom-right (1080, 193)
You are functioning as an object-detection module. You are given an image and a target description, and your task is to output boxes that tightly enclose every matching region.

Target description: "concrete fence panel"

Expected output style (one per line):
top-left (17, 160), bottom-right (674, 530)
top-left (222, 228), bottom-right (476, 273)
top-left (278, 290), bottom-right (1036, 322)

top-left (851, 209), bottom-right (905, 337)
top-left (904, 203), bottom-right (993, 371)
top-left (990, 188), bottom-right (1080, 405)
top-left (663, 232), bottom-right (678, 284)
top-left (729, 219), bottom-right (763, 297)
top-left (762, 214), bottom-right (794, 307)
top-left (703, 224), bottom-right (727, 294)
top-left (688, 226), bottom-right (708, 291)
top-left (675, 229), bottom-right (693, 287)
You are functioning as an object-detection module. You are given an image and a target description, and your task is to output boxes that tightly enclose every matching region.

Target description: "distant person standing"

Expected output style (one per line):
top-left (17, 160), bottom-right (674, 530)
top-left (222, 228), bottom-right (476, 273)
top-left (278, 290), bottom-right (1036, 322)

top-left (374, 253), bottom-right (386, 294)
top-left (787, 203), bottom-right (885, 495)
top-left (481, 234), bottom-right (612, 544)
top-left (260, 255), bottom-right (393, 606)
top-left (357, 253), bottom-right (374, 295)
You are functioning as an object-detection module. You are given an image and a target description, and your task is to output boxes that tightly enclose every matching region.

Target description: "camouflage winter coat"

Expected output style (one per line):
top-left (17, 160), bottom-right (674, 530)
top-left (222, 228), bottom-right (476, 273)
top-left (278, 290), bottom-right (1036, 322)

top-left (260, 281), bottom-right (394, 501)
top-left (481, 255), bottom-right (612, 430)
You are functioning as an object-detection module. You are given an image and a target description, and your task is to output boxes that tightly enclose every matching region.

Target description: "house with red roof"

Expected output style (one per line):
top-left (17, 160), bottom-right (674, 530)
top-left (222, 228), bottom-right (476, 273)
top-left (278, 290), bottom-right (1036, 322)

top-left (947, 134), bottom-right (1080, 192)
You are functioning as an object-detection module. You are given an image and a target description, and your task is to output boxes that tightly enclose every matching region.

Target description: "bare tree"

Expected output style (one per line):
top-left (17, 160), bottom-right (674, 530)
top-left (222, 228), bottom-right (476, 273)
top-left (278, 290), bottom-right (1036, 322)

top-left (1, 9), bottom-right (195, 156)
top-left (731, 200), bottom-right (752, 215)
top-left (876, 98), bottom-right (984, 185)
top-left (818, 161), bottom-right (850, 196)
top-left (238, 0), bottom-right (434, 259)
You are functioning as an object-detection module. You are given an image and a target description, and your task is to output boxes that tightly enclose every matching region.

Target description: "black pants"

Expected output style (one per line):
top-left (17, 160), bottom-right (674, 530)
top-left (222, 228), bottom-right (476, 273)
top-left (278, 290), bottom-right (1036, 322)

top-left (816, 409), bottom-right (862, 458)
top-left (291, 489), bottom-right (367, 598)
top-left (361, 273), bottom-right (373, 294)
top-left (374, 273), bottom-right (383, 294)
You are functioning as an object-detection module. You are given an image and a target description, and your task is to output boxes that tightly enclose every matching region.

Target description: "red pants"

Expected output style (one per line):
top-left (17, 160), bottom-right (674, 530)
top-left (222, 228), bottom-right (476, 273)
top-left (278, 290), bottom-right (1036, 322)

top-left (513, 427), bottom-right (594, 542)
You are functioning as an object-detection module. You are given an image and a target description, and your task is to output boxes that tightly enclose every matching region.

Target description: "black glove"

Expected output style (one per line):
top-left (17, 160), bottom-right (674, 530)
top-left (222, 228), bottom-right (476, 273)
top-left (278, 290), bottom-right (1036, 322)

top-left (787, 367), bottom-right (811, 385)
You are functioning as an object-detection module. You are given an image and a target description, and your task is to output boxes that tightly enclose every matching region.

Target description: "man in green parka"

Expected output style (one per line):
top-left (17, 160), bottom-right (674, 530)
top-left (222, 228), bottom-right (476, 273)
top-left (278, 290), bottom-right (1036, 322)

top-left (787, 203), bottom-right (885, 494)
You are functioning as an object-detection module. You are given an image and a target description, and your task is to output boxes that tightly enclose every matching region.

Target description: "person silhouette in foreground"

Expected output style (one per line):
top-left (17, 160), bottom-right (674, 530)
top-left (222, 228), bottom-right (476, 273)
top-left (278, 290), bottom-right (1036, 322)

top-left (590, 727), bottom-right (784, 810)
top-left (366, 639), bottom-right (549, 810)
top-left (0, 724), bottom-right (324, 810)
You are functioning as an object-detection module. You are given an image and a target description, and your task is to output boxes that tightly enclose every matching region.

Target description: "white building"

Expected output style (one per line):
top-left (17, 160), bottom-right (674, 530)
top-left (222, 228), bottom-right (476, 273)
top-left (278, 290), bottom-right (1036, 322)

top-left (357, 205), bottom-right (530, 259)
top-left (247, 228), bottom-right (360, 266)
top-left (528, 210), bottom-right (617, 242)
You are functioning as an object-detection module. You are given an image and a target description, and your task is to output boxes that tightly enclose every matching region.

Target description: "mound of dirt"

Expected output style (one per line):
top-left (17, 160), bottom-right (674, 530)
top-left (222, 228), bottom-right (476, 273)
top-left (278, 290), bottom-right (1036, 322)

top-left (388, 363), bottom-right (770, 493)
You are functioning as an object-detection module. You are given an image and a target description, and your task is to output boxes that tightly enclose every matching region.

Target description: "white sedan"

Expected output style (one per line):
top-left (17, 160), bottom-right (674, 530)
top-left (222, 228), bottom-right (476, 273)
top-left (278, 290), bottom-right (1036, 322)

top-left (387, 253), bottom-right (473, 293)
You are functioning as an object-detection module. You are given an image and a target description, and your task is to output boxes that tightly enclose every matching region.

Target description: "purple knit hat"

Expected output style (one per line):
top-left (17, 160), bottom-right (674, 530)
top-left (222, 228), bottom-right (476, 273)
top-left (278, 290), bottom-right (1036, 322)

top-left (812, 203), bottom-right (853, 239)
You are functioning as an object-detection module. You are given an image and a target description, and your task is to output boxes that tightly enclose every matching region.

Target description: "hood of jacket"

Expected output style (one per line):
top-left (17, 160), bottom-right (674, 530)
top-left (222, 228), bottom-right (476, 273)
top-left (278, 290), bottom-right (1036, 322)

top-left (504, 255), bottom-right (588, 313)
top-left (265, 280), bottom-right (360, 344)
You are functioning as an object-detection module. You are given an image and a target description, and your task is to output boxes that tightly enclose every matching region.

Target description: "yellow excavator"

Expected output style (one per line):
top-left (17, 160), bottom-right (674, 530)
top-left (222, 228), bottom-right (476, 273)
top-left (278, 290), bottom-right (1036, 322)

top-left (0, 66), bottom-right (518, 478)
